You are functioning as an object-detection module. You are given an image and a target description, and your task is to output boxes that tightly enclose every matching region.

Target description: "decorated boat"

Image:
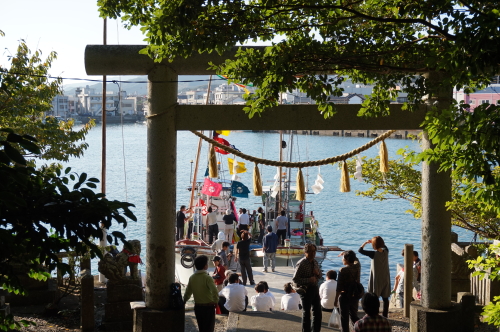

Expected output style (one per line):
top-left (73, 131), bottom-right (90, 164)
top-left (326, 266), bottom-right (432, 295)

top-left (174, 129), bottom-right (342, 285)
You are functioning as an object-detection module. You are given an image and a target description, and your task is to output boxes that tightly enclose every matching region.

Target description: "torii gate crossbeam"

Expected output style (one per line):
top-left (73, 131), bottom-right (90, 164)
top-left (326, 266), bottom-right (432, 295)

top-left (85, 45), bottom-right (451, 332)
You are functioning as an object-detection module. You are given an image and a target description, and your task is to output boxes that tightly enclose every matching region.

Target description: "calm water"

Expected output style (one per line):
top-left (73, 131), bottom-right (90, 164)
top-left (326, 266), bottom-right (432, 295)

top-left (66, 123), bottom-right (473, 286)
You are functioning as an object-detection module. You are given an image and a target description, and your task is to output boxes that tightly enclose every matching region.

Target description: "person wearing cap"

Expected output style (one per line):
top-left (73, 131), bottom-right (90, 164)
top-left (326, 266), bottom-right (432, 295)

top-left (211, 256), bottom-right (226, 291)
top-left (223, 209), bottom-right (237, 242)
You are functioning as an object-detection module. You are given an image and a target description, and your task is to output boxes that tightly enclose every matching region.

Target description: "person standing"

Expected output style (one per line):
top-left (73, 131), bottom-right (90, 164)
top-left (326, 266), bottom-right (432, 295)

top-left (176, 205), bottom-right (189, 241)
top-left (262, 225), bottom-right (278, 273)
top-left (319, 270), bottom-right (337, 312)
top-left (334, 250), bottom-right (361, 332)
top-left (354, 293), bottom-right (392, 332)
top-left (358, 236), bottom-right (391, 318)
top-left (223, 209), bottom-right (236, 243)
top-left (292, 243), bottom-right (322, 332)
top-left (237, 208), bottom-right (250, 239)
top-left (206, 205), bottom-right (219, 244)
top-left (234, 230), bottom-right (255, 286)
top-left (183, 255), bottom-right (219, 332)
top-left (275, 210), bottom-right (288, 246)
top-left (257, 207), bottom-right (265, 244)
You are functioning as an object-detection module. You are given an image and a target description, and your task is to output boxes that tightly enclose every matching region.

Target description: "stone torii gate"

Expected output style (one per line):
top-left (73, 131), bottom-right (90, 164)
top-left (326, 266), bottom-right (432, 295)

top-left (85, 45), bottom-right (453, 332)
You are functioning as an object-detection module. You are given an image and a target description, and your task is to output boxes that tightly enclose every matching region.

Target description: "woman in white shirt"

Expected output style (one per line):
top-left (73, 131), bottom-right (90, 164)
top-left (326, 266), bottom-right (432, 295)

top-left (319, 270), bottom-right (337, 312)
top-left (281, 282), bottom-right (302, 310)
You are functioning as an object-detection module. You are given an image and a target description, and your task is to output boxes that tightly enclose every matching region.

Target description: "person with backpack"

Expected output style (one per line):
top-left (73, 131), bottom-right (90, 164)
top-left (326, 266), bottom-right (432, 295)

top-left (334, 250), bottom-right (362, 332)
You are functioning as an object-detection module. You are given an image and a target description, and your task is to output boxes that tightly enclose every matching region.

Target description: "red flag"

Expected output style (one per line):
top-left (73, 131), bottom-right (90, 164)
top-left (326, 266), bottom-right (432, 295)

top-left (196, 199), bottom-right (208, 216)
top-left (214, 137), bottom-right (230, 155)
top-left (201, 178), bottom-right (222, 197)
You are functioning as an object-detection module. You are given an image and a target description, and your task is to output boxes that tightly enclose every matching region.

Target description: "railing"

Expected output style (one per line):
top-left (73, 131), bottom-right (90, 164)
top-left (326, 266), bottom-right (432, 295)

top-left (471, 272), bottom-right (500, 305)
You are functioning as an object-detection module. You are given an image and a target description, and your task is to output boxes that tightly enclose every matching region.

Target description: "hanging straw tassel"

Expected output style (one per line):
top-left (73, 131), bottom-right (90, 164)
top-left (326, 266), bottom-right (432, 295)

top-left (379, 140), bottom-right (389, 173)
top-left (209, 144), bottom-right (218, 178)
top-left (295, 168), bottom-right (306, 201)
top-left (340, 161), bottom-right (351, 192)
top-left (253, 163), bottom-right (263, 196)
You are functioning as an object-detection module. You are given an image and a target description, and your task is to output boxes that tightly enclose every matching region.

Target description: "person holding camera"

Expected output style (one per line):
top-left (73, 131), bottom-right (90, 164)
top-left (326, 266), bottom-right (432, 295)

top-left (212, 256), bottom-right (226, 291)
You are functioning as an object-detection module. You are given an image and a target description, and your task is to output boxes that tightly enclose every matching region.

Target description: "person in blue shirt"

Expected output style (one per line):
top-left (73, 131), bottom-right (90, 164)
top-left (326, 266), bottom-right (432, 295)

top-left (262, 225), bottom-right (278, 272)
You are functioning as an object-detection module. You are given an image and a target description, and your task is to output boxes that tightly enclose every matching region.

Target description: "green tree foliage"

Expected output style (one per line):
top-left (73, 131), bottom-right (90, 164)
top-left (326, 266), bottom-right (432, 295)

top-left (468, 243), bottom-right (500, 327)
top-left (0, 130), bottom-right (136, 329)
top-left (0, 34), bottom-right (93, 162)
top-left (347, 147), bottom-right (500, 240)
top-left (97, 0), bottom-right (499, 118)
top-left (0, 33), bottom-right (136, 330)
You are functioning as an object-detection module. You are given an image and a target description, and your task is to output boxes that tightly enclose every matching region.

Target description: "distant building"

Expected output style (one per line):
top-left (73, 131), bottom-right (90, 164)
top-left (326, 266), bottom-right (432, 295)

top-left (464, 86), bottom-right (500, 111)
top-left (72, 85), bottom-right (138, 116)
top-left (213, 83), bottom-right (252, 105)
top-left (328, 93), bottom-right (365, 104)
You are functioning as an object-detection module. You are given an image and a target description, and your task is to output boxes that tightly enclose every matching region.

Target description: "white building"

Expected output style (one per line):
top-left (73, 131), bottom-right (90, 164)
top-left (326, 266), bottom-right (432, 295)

top-left (73, 85), bottom-right (137, 116)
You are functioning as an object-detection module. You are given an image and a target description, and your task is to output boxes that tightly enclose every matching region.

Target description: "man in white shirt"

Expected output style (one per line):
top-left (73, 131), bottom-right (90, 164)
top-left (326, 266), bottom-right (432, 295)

top-left (319, 270), bottom-right (337, 312)
top-left (237, 208), bottom-right (250, 239)
top-left (251, 283), bottom-right (274, 311)
top-left (281, 282), bottom-right (302, 310)
top-left (218, 273), bottom-right (248, 314)
top-left (274, 210), bottom-right (288, 246)
top-left (206, 205), bottom-right (219, 244)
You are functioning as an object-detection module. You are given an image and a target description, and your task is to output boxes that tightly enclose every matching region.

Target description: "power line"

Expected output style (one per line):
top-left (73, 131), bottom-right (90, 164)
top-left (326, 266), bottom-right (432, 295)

top-left (0, 71), bottom-right (230, 84)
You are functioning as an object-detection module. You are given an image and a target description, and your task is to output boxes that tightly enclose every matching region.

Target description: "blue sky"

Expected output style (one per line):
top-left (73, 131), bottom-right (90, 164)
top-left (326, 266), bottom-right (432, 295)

top-left (1, 0), bottom-right (144, 84)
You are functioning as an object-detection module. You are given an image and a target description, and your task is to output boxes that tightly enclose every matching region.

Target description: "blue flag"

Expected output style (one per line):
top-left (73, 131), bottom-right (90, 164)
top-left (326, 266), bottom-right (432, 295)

top-left (231, 181), bottom-right (250, 198)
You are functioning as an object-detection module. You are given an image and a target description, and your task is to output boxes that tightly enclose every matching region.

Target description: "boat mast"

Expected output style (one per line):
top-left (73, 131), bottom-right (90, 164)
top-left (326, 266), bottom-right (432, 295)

top-left (187, 75), bottom-right (213, 240)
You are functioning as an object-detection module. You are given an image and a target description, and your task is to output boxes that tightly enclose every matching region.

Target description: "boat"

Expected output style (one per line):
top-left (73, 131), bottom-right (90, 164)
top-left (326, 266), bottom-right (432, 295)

top-left (173, 129), bottom-right (342, 285)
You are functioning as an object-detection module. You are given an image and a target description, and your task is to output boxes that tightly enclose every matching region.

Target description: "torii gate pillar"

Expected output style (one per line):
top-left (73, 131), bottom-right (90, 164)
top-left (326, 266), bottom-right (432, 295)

top-left (134, 65), bottom-right (185, 330)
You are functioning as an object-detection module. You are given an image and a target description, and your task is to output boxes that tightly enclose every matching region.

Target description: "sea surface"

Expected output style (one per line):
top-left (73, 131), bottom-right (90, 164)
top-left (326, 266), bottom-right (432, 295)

top-left (65, 123), bottom-right (474, 286)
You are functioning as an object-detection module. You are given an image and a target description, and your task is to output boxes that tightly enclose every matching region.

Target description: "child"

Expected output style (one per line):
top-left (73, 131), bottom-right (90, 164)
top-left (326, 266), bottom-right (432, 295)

top-left (218, 241), bottom-right (231, 267)
top-left (250, 282), bottom-right (274, 311)
top-left (212, 256), bottom-right (226, 291)
top-left (259, 281), bottom-right (276, 307)
top-left (281, 282), bottom-right (302, 310)
top-left (183, 255), bottom-right (219, 332)
top-left (319, 270), bottom-right (337, 312)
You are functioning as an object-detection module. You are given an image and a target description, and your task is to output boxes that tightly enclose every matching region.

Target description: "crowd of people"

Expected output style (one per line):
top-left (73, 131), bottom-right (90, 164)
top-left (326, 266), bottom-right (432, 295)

top-left (182, 235), bottom-right (423, 332)
top-left (178, 205), bottom-right (421, 332)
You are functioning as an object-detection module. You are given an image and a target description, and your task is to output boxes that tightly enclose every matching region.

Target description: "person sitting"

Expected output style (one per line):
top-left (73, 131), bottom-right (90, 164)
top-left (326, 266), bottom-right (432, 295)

top-left (211, 256), bottom-right (226, 291)
top-left (258, 281), bottom-right (276, 308)
top-left (222, 270), bottom-right (233, 287)
top-left (281, 282), bottom-right (302, 310)
top-left (218, 273), bottom-right (248, 314)
top-left (354, 292), bottom-right (392, 332)
top-left (250, 283), bottom-right (274, 311)
top-left (319, 270), bottom-right (337, 312)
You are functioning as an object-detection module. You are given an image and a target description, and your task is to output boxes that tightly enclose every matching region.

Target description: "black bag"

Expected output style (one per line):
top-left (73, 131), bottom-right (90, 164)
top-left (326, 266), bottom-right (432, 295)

top-left (170, 282), bottom-right (184, 309)
top-left (348, 281), bottom-right (365, 299)
top-left (347, 268), bottom-right (365, 299)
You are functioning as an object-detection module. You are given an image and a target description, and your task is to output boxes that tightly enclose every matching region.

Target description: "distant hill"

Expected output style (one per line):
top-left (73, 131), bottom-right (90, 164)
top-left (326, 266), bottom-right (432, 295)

top-left (62, 75), bottom-right (226, 96)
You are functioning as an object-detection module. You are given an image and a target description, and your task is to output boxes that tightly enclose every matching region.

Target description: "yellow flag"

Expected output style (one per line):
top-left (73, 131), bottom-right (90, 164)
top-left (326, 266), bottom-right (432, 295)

top-left (216, 130), bottom-right (231, 136)
top-left (228, 157), bottom-right (247, 175)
